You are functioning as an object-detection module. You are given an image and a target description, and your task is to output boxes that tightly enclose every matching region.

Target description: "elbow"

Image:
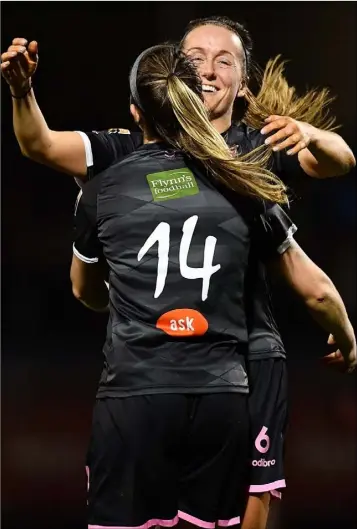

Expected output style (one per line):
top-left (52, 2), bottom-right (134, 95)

top-left (20, 144), bottom-right (50, 163)
top-left (18, 132), bottom-right (53, 162)
top-left (304, 282), bottom-right (334, 311)
top-left (337, 148), bottom-right (356, 176)
top-left (72, 283), bottom-right (84, 301)
top-left (347, 150), bottom-right (356, 172)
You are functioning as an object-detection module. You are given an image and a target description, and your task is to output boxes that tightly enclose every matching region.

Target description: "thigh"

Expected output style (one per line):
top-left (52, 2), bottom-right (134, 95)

top-left (87, 395), bottom-right (187, 528)
top-left (179, 393), bottom-right (250, 527)
top-left (247, 359), bottom-right (288, 498)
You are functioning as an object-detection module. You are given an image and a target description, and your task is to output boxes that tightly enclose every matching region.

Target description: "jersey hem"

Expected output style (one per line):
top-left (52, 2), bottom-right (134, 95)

top-left (247, 350), bottom-right (286, 360)
top-left (96, 385), bottom-right (249, 398)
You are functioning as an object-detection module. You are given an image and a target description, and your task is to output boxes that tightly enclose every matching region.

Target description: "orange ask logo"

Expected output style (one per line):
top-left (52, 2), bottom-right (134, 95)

top-left (156, 309), bottom-right (208, 337)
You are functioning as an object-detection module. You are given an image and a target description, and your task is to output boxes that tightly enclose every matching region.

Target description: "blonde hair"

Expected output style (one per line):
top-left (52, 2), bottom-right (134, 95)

top-left (243, 55), bottom-right (338, 131)
top-left (134, 45), bottom-right (288, 205)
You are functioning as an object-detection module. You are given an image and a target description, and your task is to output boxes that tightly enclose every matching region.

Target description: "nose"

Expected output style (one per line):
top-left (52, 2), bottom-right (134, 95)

top-left (200, 58), bottom-right (216, 80)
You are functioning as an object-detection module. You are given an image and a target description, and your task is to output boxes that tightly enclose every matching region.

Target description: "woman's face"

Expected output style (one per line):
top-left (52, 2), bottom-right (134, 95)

top-left (182, 24), bottom-right (246, 124)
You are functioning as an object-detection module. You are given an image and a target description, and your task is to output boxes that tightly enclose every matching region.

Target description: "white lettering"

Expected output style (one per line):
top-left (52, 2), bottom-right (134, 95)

top-left (180, 216), bottom-right (221, 301)
top-left (138, 216), bottom-right (220, 301)
top-left (178, 319), bottom-right (186, 330)
top-left (170, 319), bottom-right (178, 331)
top-left (137, 222), bottom-right (170, 299)
top-left (186, 317), bottom-right (194, 331)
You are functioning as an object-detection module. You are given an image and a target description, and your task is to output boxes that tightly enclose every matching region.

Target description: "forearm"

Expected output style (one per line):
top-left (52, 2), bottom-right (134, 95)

top-left (73, 282), bottom-right (109, 313)
top-left (273, 241), bottom-right (355, 348)
top-left (70, 255), bottom-right (109, 312)
top-left (12, 84), bottom-right (53, 158)
top-left (306, 281), bottom-right (355, 350)
top-left (303, 127), bottom-right (356, 178)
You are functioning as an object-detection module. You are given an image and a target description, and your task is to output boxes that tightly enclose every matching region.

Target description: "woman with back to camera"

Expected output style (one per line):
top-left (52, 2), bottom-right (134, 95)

top-left (69, 43), bottom-right (356, 529)
top-left (2, 16), bottom-right (356, 529)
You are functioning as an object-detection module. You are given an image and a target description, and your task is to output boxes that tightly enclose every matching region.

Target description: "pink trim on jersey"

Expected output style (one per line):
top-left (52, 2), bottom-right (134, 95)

top-left (88, 515), bottom-right (179, 529)
top-left (270, 489), bottom-right (282, 499)
top-left (249, 479), bottom-right (286, 496)
top-left (88, 512), bottom-right (241, 529)
top-left (217, 516), bottom-right (241, 526)
top-left (178, 511), bottom-right (215, 528)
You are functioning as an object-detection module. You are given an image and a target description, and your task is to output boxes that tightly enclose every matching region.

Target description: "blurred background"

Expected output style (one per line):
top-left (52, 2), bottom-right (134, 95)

top-left (1, 2), bottom-right (356, 529)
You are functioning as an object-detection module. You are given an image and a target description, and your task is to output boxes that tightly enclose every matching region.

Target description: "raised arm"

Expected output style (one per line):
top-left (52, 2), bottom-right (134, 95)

top-left (261, 115), bottom-right (356, 179)
top-left (1, 38), bottom-right (89, 179)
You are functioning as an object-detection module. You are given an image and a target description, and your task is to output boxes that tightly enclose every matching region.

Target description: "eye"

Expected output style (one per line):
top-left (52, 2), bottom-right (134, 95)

top-left (191, 56), bottom-right (204, 64)
top-left (218, 59), bottom-right (231, 66)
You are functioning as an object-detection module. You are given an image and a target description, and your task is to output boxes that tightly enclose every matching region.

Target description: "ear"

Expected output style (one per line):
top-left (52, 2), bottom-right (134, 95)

top-left (237, 78), bottom-right (248, 99)
top-left (130, 103), bottom-right (141, 124)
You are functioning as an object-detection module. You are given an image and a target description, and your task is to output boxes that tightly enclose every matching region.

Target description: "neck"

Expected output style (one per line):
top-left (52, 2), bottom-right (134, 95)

top-left (209, 113), bottom-right (233, 134)
top-left (143, 131), bottom-right (161, 144)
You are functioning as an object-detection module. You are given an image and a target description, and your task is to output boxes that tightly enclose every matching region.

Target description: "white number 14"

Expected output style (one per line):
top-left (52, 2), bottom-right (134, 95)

top-left (137, 215), bottom-right (221, 301)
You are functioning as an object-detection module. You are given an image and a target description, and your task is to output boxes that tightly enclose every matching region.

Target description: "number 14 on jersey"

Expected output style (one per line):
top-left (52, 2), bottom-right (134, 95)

top-left (137, 215), bottom-right (221, 301)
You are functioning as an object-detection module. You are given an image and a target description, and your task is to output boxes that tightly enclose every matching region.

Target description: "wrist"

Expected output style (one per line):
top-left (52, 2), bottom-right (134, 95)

top-left (306, 124), bottom-right (320, 147)
top-left (10, 80), bottom-right (32, 99)
top-left (334, 321), bottom-right (355, 350)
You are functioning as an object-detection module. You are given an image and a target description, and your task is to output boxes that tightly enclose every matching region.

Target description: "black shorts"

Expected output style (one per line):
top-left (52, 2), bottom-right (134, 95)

top-left (86, 393), bottom-right (250, 528)
top-left (246, 358), bottom-right (288, 498)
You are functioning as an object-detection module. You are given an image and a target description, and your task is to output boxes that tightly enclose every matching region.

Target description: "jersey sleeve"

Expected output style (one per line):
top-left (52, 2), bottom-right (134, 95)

top-left (253, 202), bottom-right (298, 260)
top-left (73, 184), bottom-right (102, 264)
top-left (74, 128), bottom-right (143, 181)
top-left (272, 150), bottom-right (306, 183)
top-left (246, 126), bottom-right (305, 183)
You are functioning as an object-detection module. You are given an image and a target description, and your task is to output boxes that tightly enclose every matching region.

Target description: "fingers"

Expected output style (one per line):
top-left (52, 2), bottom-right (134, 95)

top-left (27, 40), bottom-right (38, 61)
top-left (1, 45), bottom-right (26, 63)
top-left (1, 50), bottom-right (28, 81)
top-left (286, 140), bottom-right (309, 156)
top-left (327, 334), bottom-right (336, 345)
top-left (12, 38), bottom-right (28, 46)
top-left (270, 132), bottom-right (301, 152)
top-left (321, 350), bottom-right (356, 374)
top-left (264, 115), bottom-right (282, 123)
top-left (261, 118), bottom-right (289, 135)
top-left (1, 41), bottom-right (36, 85)
top-left (323, 351), bottom-right (343, 361)
top-left (264, 125), bottom-right (294, 146)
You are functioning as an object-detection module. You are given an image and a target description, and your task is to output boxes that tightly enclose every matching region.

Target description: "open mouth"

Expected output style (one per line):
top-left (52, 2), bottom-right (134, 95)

top-left (202, 84), bottom-right (218, 93)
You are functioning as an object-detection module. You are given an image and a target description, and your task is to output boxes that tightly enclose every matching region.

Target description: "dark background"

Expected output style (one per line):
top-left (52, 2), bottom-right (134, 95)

top-left (1, 2), bottom-right (356, 528)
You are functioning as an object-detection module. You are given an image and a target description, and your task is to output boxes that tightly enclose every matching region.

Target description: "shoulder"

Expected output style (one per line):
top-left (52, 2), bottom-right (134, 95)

top-left (226, 123), bottom-right (265, 153)
top-left (244, 125), bottom-right (265, 149)
top-left (90, 128), bottom-right (143, 145)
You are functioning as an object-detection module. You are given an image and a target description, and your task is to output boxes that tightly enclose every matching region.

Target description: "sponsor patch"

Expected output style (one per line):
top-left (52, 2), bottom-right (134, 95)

top-left (147, 168), bottom-right (199, 202)
top-left (156, 308), bottom-right (208, 337)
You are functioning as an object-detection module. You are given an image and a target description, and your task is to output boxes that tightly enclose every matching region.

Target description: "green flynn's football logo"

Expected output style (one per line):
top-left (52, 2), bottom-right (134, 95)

top-left (146, 168), bottom-right (199, 202)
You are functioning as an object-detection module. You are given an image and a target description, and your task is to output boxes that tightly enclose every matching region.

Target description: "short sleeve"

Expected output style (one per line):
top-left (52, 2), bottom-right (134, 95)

top-left (74, 129), bottom-right (143, 180)
top-left (272, 150), bottom-right (306, 184)
top-left (254, 203), bottom-right (298, 260)
top-left (245, 126), bottom-right (306, 183)
top-left (73, 182), bottom-right (102, 263)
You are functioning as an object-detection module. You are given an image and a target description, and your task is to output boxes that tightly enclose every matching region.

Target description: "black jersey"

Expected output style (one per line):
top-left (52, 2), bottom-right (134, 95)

top-left (74, 143), bottom-right (297, 398)
top-left (75, 123), bottom-right (302, 359)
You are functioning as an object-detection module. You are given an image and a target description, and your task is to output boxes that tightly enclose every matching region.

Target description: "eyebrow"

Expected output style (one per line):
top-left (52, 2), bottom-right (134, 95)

top-left (186, 47), bottom-right (235, 58)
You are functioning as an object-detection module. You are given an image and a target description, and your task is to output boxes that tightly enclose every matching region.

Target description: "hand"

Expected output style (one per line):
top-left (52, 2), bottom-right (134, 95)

top-left (1, 38), bottom-right (38, 96)
top-left (321, 334), bottom-right (357, 374)
top-left (261, 115), bottom-right (315, 156)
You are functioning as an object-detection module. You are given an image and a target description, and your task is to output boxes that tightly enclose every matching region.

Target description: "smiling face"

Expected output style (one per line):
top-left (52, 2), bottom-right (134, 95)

top-left (182, 24), bottom-right (247, 132)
